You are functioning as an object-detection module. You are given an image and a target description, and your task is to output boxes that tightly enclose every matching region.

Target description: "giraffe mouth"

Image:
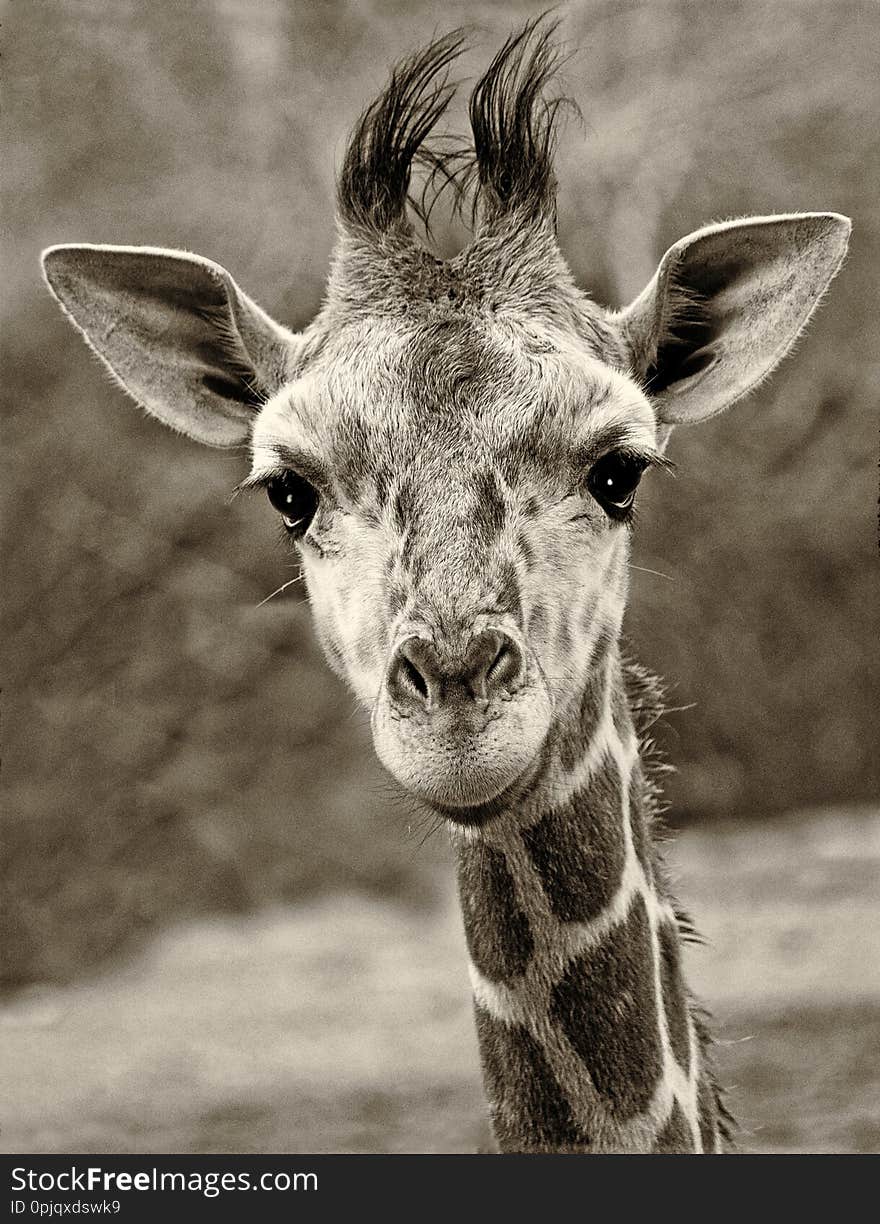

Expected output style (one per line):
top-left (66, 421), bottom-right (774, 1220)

top-left (370, 678), bottom-right (553, 820)
top-left (425, 764), bottom-right (537, 826)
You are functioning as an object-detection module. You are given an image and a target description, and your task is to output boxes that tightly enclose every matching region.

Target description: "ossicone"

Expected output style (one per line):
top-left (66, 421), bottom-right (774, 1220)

top-left (334, 16), bottom-right (571, 246)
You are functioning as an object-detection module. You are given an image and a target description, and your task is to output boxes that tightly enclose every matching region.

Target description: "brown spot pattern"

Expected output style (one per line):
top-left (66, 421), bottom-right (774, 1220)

top-left (653, 1100), bottom-right (694, 1152)
top-left (475, 1006), bottom-right (588, 1152)
top-left (522, 755), bottom-right (626, 923)
top-left (495, 561), bottom-right (522, 622)
top-left (658, 921), bottom-right (692, 1074)
top-left (555, 617), bottom-right (573, 657)
top-left (528, 601), bottom-right (547, 642)
top-left (517, 530), bottom-right (536, 572)
top-left (697, 1075), bottom-right (718, 1152)
top-left (556, 673), bottom-right (605, 771)
top-left (457, 844), bottom-right (533, 981)
top-left (627, 763), bottom-right (654, 881)
top-left (550, 894), bottom-right (662, 1119)
top-left (472, 469), bottom-right (506, 541)
top-left (610, 675), bottom-right (631, 738)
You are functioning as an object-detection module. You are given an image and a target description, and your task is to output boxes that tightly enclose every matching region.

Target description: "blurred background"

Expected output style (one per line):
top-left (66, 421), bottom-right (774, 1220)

top-left (2, 0), bottom-right (878, 1153)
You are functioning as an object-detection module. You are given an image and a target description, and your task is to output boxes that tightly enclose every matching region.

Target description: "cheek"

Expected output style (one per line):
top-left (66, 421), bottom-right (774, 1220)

top-left (299, 560), bottom-right (347, 676)
top-left (301, 548), bottom-right (393, 705)
top-left (521, 526), bottom-right (627, 688)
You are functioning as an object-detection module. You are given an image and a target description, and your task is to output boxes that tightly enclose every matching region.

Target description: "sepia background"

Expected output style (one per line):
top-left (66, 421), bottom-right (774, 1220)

top-left (2, 0), bottom-right (878, 1153)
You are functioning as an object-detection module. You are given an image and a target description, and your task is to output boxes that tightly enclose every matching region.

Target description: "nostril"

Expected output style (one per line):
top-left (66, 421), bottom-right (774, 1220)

top-left (486, 642), bottom-right (520, 689)
top-left (388, 631), bottom-right (522, 712)
top-left (466, 631), bottom-right (523, 701)
top-left (401, 655), bottom-right (429, 700)
top-left (387, 636), bottom-right (440, 712)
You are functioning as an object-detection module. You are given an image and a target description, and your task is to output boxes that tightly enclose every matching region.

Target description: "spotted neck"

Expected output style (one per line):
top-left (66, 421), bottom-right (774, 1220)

top-left (452, 646), bottom-right (723, 1153)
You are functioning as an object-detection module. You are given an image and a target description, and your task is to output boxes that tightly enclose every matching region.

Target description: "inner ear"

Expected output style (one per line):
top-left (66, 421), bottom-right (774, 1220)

top-left (619, 212), bottom-right (851, 426)
top-left (194, 317), bottom-right (267, 406)
top-left (200, 373), bottom-right (261, 405)
top-left (42, 243), bottom-right (299, 447)
top-left (643, 303), bottom-right (717, 396)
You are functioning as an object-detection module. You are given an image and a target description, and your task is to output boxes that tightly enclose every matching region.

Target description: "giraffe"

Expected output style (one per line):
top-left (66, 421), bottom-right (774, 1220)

top-left (41, 24), bottom-right (850, 1153)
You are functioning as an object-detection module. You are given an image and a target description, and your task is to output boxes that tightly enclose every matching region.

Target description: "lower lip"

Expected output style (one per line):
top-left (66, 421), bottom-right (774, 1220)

top-left (425, 768), bottom-right (532, 827)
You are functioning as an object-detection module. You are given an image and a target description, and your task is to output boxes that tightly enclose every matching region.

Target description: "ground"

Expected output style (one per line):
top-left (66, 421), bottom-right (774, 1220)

top-left (2, 807), bottom-right (877, 1155)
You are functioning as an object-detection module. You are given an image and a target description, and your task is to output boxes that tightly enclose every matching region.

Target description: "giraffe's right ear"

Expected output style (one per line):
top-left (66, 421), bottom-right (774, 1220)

top-left (41, 244), bottom-right (299, 447)
top-left (617, 212), bottom-right (851, 429)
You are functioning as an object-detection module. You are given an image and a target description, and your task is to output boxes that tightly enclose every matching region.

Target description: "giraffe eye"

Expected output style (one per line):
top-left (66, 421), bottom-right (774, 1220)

top-left (266, 470), bottom-right (319, 538)
top-left (587, 451), bottom-right (647, 519)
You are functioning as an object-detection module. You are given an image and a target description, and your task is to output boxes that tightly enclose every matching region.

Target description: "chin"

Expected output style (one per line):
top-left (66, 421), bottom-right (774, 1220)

top-left (422, 769), bottom-right (538, 827)
top-left (372, 715), bottom-right (549, 828)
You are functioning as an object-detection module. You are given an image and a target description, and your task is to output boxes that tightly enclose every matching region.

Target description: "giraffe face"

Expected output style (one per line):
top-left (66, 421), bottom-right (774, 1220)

top-left (249, 309), bottom-right (661, 820)
top-left (41, 20), bottom-right (850, 832)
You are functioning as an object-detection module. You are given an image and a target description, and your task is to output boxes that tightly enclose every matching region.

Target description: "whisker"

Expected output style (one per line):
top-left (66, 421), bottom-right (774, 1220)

top-left (419, 819), bottom-right (446, 849)
top-left (629, 564), bottom-right (674, 582)
top-left (256, 574), bottom-right (306, 607)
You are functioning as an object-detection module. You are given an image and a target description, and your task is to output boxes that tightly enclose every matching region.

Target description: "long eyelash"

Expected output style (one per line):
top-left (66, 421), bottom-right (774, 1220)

top-left (614, 445), bottom-right (675, 476)
top-left (619, 503), bottom-right (638, 529)
top-left (231, 467), bottom-right (289, 498)
top-left (276, 520), bottom-right (301, 548)
top-left (643, 449), bottom-right (676, 476)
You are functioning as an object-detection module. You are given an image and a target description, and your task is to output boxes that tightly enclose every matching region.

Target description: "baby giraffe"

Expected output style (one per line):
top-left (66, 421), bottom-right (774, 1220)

top-left (42, 26), bottom-right (849, 1152)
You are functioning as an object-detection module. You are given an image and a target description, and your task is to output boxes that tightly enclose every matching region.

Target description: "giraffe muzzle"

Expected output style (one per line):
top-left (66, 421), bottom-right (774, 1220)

top-left (386, 629), bottom-right (524, 716)
top-left (372, 625), bottom-right (552, 815)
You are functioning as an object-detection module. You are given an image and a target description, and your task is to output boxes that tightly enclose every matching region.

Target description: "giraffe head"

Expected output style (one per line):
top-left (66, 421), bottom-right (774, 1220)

top-left (42, 24), bottom-right (850, 822)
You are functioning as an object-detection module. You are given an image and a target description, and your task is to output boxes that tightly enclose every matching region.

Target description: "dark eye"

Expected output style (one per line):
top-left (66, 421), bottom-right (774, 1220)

top-left (266, 470), bottom-right (319, 538)
top-left (587, 451), bottom-right (647, 519)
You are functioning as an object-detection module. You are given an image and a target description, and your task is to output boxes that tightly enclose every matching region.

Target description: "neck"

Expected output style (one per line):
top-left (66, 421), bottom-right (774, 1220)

top-left (452, 646), bottom-right (724, 1153)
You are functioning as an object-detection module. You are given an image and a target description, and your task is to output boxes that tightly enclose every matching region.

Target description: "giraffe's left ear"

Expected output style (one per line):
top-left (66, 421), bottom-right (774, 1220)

top-left (617, 212), bottom-right (851, 426)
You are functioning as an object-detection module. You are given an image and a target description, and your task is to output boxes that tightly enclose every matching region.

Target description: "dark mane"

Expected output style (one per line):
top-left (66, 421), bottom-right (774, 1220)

top-left (336, 17), bottom-right (572, 237)
top-left (621, 652), bottom-right (736, 1149)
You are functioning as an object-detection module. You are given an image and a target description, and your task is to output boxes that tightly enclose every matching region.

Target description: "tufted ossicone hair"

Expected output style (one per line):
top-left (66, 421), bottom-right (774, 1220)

top-left (336, 19), bottom-right (568, 242)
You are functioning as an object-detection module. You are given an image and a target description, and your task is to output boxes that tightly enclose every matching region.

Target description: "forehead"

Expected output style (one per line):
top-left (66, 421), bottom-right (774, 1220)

top-left (251, 312), bottom-right (657, 494)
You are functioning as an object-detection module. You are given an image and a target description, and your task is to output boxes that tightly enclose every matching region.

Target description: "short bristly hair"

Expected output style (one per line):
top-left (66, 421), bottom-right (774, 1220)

top-left (336, 16), bottom-right (571, 241)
